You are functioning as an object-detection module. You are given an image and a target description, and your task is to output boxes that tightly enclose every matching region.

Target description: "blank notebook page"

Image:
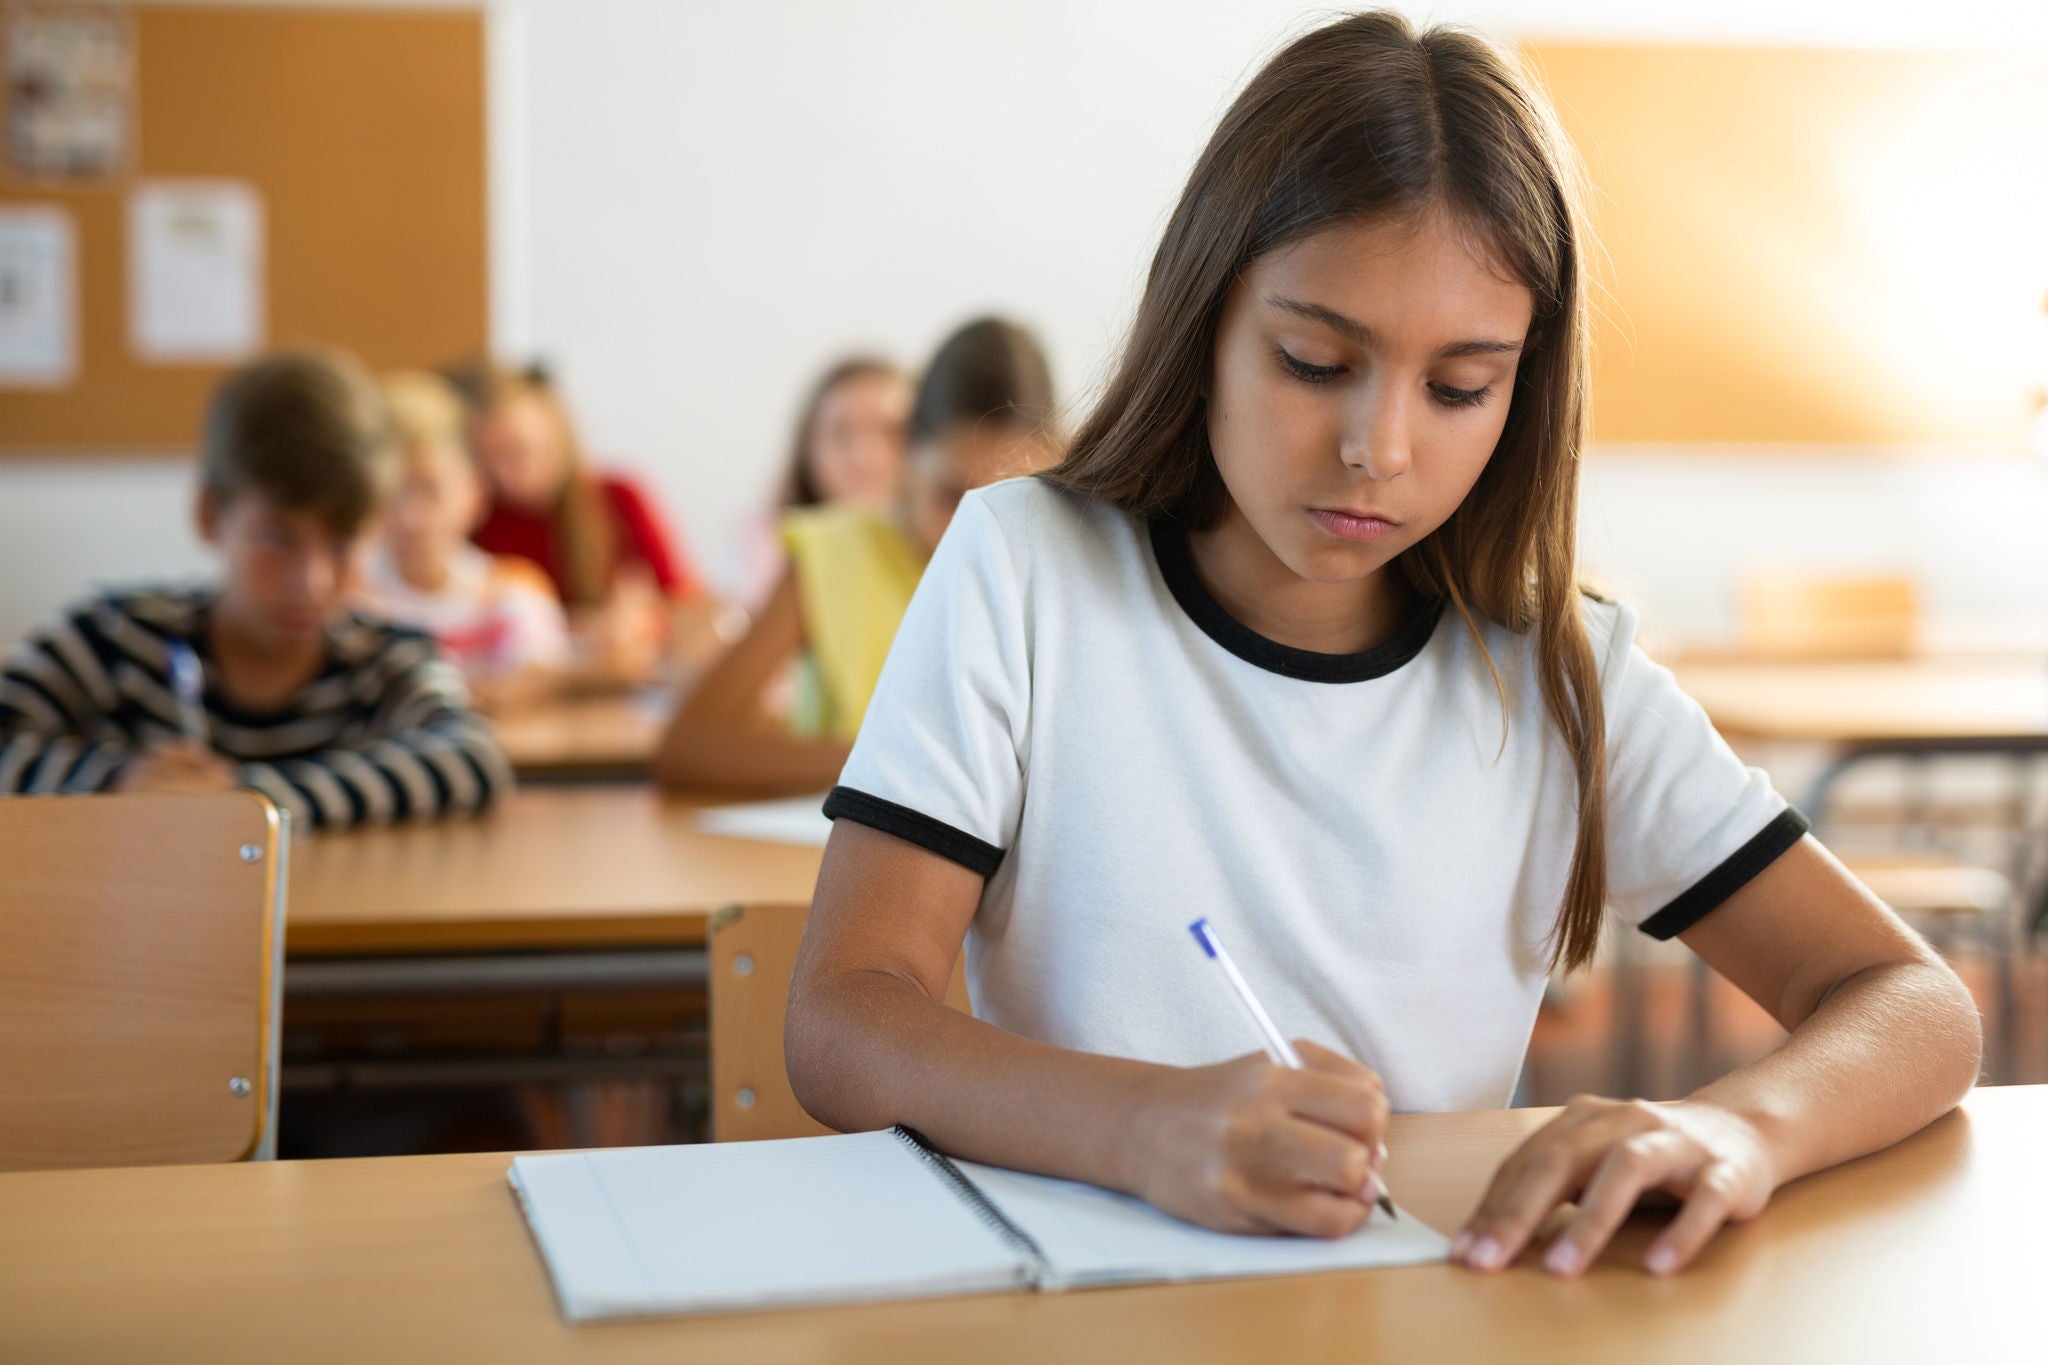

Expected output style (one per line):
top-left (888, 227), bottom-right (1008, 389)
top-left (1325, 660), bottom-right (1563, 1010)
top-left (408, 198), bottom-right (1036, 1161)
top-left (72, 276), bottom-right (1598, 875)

top-left (955, 1160), bottom-right (1451, 1290)
top-left (511, 1131), bottom-right (1026, 1320)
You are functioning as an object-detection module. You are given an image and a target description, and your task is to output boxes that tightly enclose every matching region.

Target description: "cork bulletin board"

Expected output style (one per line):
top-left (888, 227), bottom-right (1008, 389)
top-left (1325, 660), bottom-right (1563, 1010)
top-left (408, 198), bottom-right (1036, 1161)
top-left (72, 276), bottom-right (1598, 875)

top-left (0, 3), bottom-right (487, 453)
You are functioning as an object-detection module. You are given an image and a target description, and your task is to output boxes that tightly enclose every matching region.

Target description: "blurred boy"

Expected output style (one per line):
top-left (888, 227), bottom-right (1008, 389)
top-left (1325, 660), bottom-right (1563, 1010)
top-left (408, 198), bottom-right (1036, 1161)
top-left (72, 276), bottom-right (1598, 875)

top-left (0, 348), bottom-right (512, 828)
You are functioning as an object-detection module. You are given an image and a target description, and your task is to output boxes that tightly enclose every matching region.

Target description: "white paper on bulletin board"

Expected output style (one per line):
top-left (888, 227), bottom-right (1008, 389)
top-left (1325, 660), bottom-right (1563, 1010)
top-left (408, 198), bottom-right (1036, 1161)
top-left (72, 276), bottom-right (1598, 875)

top-left (128, 180), bottom-right (265, 363)
top-left (0, 204), bottom-right (76, 387)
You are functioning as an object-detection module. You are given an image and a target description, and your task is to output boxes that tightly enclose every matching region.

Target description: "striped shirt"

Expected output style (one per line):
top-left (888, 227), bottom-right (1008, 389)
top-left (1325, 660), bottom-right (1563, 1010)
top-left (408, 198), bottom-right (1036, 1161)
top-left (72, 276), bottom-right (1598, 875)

top-left (0, 586), bottom-right (514, 830)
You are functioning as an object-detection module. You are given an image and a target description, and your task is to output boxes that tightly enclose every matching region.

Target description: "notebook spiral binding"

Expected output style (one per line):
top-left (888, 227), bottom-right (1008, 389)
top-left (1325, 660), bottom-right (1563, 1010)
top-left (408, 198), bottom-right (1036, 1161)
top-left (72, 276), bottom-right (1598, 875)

top-left (892, 1125), bottom-right (1052, 1289)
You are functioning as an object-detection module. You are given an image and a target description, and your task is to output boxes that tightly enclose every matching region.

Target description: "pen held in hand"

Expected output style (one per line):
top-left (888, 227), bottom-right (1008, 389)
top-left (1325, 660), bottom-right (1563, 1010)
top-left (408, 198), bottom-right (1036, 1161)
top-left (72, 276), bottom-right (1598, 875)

top-left (165, 641), bottom-right (210, 745)
top-left (1188, 917), bottom-right (1398, 1220)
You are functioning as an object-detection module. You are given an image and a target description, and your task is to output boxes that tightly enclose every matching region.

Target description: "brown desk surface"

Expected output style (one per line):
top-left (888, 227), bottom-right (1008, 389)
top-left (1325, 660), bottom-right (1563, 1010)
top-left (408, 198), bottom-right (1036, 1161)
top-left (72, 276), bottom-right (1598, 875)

top-left (1672, 656), bottom-right (2048, 744)
top-left (286, 787), bottom-right (824, 955)
top-left (2, 1087), bottom-right (2040, 1364)
top-left (493, 693), bottom-right (672, 779)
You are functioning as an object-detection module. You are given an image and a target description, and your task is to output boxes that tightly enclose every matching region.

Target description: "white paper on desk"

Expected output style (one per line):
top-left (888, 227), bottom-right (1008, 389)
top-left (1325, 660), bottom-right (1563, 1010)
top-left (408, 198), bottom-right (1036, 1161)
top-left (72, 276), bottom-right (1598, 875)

top-left (0, 206), bottom-right (76, 387)
top-left (509, 1132), bottom-right (1028, 1320)
top-left (956, 1159), bottom-right (1449, 1289)
top-left (694, 794), bottom-right (832, 847)
top-left (128, 180), bottom-right (264, 362)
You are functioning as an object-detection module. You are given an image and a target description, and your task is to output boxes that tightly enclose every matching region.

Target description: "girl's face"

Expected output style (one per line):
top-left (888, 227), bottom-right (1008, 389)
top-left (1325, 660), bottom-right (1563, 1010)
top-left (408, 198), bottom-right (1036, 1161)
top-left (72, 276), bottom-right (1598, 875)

top-left (387, 439), bottom-right (485, 582)
top-left (470, 391), bottom-right (570, 511)
top-left (809, 371), bottom-right (912, 506)
top-left (1205, 212), bottom-right (1534, 591)
top-left (904, 420), bottom-right (1048, 556)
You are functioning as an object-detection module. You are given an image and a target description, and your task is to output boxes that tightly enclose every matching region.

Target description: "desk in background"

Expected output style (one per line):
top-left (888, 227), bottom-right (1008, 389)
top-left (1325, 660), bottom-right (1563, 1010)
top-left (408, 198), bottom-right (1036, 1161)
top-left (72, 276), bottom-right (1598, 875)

top-left (2, 1086), bottom-right (2040, 1363)
top-left (281, 786), bottom-right (827, 1147)
top-left (1672, 656), bottom-right (2048, 746)
top-left (286, 786), bottom-right (822, 956)
top-left (492, 692), bottom-right (675, 783)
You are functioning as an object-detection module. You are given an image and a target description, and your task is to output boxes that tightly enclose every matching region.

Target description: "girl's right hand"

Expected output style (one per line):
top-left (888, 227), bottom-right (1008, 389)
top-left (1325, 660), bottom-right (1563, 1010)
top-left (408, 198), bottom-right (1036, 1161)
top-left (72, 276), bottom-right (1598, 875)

top-left (1127, 1041), bottom-right (1391, 1238)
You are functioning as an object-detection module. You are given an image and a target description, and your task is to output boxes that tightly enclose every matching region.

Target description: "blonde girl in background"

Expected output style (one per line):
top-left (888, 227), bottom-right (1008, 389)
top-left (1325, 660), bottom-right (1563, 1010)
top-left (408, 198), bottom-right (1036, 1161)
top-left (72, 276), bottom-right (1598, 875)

top-left (358, 372), bottom-right (570, 712)
top-left (655, 317), bottom-right (1057, 795)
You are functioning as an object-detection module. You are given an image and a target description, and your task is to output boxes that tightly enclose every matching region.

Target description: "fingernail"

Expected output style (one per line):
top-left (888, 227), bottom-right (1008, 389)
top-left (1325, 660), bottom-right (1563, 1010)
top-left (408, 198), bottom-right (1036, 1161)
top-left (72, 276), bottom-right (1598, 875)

top-left (1469, 1236), bottom-right (1504, 1271)
top-left (1364, 1177), bottom-right (1385, 1206)
top-left (1543, 1240), bottom-right (1579, 1276)
top-left (1373, 1141), bottom-right (1388, 1170)
top-left (1449, 1230), bottom-right (1472, 1260)
top-left (1645, 1245), bottom-right (1679, 1276)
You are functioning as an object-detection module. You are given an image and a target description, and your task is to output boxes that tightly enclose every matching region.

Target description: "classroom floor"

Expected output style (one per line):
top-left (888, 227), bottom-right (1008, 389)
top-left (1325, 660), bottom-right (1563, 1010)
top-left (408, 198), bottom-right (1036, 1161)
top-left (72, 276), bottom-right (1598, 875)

top-left (277, 940), bottom-right (2044, 1158)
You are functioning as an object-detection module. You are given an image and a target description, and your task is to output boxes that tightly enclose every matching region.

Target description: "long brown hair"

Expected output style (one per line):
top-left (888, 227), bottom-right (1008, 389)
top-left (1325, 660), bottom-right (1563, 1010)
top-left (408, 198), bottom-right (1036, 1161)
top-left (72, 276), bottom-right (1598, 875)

top-left (1043, 12), bottom-right (1608, 972)
top-left (444, 358), bottom-right (617, 608)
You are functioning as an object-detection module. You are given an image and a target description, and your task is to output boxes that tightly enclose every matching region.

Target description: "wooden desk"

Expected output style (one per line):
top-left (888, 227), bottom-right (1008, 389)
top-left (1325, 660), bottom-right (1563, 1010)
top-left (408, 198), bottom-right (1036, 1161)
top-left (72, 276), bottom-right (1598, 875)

top-left (2, 1087), bottom-right (2039, 1363)
top-left (286, 787), bottom-right (824, 956)
top-left (1673, 656), bottom-right (2048, 745)
top-left (493, 693), bottom-right (673, 781)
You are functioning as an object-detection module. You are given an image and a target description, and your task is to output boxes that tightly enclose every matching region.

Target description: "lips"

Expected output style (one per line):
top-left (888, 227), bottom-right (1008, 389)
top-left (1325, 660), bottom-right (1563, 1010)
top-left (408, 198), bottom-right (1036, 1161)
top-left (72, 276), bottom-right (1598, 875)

top-left (1308, 507), bottom-right (1400, 543)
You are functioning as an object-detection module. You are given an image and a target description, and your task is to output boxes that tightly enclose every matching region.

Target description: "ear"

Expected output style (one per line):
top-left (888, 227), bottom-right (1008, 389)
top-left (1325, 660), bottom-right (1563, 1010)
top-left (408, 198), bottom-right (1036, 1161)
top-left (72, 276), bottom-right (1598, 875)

top-left (194, 487), bottom-right (223, 546)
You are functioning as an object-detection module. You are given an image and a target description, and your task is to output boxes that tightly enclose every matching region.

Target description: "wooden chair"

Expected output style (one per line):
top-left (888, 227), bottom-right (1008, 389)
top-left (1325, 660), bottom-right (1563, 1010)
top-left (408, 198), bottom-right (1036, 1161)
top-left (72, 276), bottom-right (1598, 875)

top-left (1737, 571), bottom-right (1920, 660)
top-left (0, 793), bottom-right (287, 1170)
top-left (709, 903), bottom-right (969, 1142)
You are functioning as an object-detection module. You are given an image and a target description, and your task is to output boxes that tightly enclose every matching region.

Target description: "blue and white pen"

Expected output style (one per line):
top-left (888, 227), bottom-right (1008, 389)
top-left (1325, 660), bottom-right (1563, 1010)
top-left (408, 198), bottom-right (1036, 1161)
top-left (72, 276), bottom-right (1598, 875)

top-left (1189, 917), bottom-right (1396, 1219)
top-left (165, 641), bottom-right (209, 744)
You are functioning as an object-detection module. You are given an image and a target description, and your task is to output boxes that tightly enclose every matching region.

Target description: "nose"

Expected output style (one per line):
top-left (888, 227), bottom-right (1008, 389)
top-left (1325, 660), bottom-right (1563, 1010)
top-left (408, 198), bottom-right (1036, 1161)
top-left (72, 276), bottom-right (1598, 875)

top-left (298, 547), bottom-right (338, 601)
top-left (1339, 378), bottom-right (1413, 481)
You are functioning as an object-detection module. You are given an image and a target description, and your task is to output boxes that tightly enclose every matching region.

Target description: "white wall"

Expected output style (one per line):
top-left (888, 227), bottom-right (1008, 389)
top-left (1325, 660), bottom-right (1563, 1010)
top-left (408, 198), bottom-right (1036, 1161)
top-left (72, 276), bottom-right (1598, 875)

top-left (5, 0), bottom-right (2047, 647)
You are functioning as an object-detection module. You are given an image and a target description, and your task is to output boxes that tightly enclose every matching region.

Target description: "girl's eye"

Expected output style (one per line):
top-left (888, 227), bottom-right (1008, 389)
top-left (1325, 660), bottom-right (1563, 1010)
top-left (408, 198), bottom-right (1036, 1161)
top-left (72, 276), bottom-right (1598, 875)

top-left (1430, 383), bottom-right (1492, 409)
top-left (1274, 345), bottom-right (1345, 385)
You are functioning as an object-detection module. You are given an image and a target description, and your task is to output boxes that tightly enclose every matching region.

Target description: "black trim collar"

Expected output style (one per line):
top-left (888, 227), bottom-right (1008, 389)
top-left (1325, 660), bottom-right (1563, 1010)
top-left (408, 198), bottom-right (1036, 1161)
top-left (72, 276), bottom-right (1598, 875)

top-left (1637, 807), bottom-right (1811, 941)
top-left (1146, 519), bottom-right (1444, 683)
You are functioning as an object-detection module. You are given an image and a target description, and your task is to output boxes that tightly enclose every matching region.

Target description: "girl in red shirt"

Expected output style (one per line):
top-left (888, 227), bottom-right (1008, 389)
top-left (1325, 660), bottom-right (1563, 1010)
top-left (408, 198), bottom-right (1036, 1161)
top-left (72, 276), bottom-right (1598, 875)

top-left (450, 360), bottom-right (718, 682)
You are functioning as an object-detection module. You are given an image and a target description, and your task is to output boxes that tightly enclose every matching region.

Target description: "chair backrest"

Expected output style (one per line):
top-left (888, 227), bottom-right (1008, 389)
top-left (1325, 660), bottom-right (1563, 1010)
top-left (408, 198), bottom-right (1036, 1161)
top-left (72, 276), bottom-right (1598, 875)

top-left (0, 793), bottom-right (286, 1170)
top-left (709, 902), bottom-right (969, 1142)
top-left (1738, 572), bottom-right (1920, 659)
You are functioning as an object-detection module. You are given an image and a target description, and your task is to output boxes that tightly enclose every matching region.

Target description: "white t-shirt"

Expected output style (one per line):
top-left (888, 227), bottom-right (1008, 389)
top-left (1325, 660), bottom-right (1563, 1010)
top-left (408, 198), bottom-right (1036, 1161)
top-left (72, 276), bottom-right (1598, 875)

top-left (359, 545), bottom-right (570, 676)
top-left (829, 478), bottom-right (1804, 1113)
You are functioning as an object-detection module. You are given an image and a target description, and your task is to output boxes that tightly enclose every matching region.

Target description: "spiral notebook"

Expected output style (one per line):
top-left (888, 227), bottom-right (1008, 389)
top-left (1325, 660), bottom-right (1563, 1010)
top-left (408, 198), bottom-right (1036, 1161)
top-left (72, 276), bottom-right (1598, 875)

top-left (509, 1127), bottom-right (1449, 1321)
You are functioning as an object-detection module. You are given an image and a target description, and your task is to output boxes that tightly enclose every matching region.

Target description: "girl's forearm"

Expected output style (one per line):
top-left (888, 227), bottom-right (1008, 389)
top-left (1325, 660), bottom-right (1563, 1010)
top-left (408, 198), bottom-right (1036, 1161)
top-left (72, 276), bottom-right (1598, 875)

top-left (1685, 959), bottom-right (1981, 1186)
top-left (786, 967), bottom-right (1164, 1194)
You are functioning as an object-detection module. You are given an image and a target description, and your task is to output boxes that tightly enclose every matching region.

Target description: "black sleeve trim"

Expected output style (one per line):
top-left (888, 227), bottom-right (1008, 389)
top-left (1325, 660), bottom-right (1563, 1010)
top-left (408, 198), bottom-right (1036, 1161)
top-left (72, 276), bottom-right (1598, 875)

top-left (1638, 807), bottom-right (1811, 941)
top-left (822, 786), bottom-right (1004, 878)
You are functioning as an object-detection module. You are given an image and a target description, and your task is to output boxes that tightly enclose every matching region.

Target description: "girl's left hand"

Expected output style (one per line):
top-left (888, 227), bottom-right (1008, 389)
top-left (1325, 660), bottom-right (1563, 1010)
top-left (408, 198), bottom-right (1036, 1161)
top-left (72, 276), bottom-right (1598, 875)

top-left (1451, 1095), bottom-right (1779, 1277)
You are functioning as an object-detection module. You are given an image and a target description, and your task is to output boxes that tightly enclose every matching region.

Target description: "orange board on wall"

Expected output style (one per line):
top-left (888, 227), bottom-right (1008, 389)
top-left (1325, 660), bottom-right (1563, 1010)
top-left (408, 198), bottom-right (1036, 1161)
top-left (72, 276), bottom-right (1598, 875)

top-left (1525, 43), bottom-right (2048, 448)
top-left (0, 4), bottom-right (487, 453)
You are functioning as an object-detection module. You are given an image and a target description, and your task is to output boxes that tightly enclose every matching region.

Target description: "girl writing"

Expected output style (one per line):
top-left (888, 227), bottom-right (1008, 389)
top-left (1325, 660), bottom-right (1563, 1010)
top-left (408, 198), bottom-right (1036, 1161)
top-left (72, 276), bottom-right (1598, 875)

top-left (785, 12), bottom-right (1979, 1279)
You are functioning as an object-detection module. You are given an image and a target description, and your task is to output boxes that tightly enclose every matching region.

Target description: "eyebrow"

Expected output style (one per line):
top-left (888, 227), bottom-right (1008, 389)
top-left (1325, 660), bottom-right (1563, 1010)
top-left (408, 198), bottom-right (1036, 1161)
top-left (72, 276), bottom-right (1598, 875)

top-left (1264, 296), bottom-right (1524, 359)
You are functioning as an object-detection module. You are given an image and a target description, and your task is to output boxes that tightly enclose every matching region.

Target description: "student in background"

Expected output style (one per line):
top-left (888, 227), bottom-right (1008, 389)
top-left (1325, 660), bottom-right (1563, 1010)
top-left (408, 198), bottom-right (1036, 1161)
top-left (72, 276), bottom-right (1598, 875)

top-left (655, 318), bottom-right (1055, 795)
top-left (358, 371), bottom-right (570, 712)
top-left (730, 356), bottom-right (914, 611)
top-left (0, 348), bottom-right (511, 827)
top-left (784, 13), bottom-right (1979, 1281)
top-left (449, 359), bottom-right (719, 684)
